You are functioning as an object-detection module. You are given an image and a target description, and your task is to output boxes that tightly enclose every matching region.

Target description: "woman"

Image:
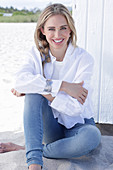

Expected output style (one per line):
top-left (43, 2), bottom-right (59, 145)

top-left (0, 4), bottom-right (101, 170)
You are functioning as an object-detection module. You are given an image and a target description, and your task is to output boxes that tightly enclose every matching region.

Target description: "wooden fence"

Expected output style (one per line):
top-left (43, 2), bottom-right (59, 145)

top-left (72, 0), bottom-right (113, 123)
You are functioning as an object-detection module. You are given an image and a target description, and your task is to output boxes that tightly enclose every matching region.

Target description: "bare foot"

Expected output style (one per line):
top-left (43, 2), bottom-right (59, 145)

top-left (29, 164), bottom-right (41, 170)
top-left (0, 142), bottom-right (25, 153)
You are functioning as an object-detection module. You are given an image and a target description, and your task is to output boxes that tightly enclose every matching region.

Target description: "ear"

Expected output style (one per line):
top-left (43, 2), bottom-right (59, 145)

top-left (40, 27), bottom-right (45, 35)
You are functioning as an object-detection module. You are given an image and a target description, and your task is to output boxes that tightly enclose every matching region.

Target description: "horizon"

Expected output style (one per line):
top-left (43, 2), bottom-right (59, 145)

top-left (0, 0), bottom-right (72, 10)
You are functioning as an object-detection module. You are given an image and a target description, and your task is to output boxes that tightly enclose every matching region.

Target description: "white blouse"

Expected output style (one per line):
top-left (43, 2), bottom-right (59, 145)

top-left (14, 43), bottom-right (94, 128)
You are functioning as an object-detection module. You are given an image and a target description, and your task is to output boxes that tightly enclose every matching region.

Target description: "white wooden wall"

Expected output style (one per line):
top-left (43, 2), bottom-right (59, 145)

top-left (72, 0), bottom-right (113, 124)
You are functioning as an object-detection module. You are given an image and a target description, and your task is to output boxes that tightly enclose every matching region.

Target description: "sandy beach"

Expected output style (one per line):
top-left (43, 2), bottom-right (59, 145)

top-left (0, 23), bottom-right (36, 132)
top-left (0, 131), bottom-right (113, 170)
top-left (0, 23), bottom-right (113, 169)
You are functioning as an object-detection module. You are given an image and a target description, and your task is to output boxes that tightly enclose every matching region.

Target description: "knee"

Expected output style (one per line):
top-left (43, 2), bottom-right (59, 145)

top-left (25, 94), bottom-right (45, 105)
top-left (90, 125), bottom-right (101, 146)
top-left (81, 125), bottom-right (101, 149)
top-left (24, 94), bottom-right (47, 115)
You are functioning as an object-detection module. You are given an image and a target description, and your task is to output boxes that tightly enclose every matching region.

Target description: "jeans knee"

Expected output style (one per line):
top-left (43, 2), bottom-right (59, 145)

top-left (89, 125), bottom-right (101, 148)
top-left (24, 94), bottom-right (46, 116)
top-left (80, 125), bottom-right (101, 149)
top-left (25, 93), bottom-right (44, 104)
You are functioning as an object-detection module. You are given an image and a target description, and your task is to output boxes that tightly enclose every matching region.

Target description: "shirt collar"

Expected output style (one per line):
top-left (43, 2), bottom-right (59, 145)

top-left (49, 42), bottom-right (75, 64)
top-left (49, 51), bottom-right (56, 64)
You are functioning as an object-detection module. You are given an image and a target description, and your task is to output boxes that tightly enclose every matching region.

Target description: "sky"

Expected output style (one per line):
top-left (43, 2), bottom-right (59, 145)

top-left (0, 0), bottom-right (72, 10)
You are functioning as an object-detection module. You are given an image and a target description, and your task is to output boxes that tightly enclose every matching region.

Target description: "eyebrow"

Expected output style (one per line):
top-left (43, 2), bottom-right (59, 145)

top-left (47, 25), bottom-right (68, 28)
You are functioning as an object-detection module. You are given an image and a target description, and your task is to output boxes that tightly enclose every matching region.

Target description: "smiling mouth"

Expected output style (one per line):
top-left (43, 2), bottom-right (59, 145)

top-left (53, 39), bottom-right (64, 43)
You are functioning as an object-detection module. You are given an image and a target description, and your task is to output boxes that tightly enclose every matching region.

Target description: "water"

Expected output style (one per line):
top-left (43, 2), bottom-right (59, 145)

top-left (0, 23), bottom-right (37, 132)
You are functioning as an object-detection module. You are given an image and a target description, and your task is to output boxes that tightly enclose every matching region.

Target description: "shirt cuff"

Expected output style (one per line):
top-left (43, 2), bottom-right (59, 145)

top-left (50, 92), bottom-right (84, 116)
top-left (51, 80), bottom-right (62, 97)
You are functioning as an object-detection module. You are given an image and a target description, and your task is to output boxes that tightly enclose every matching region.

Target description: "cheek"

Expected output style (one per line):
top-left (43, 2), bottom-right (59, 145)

top-left (64, 31), bottom-right (70, 38)
top-left (45, 32), bottom-right (53, 40)
top-left (63, 29), bottom-right (71, 36)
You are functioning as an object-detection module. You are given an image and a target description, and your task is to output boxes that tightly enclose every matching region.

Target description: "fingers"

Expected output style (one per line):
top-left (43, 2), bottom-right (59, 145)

top-left (81, 95), bottom-right (86, 102)
top-left (11, 88), bottom-right (18, 96)
top-left (77, 81), bottom-right (88, 94)
top-left (83, 88), bottom-right (88, 94)
top-left (77, 97), bottom-right (84, 105)
top-left (78, 96), bottom-right (86, 105)
top-left (11, 88), bottom-right (16, 95)
top-left (77, 89), bottom-right (88, 104)
top-left (11, 88), bottom-right (25, 97)
top-left (83, 90), bottom-right (88, 97)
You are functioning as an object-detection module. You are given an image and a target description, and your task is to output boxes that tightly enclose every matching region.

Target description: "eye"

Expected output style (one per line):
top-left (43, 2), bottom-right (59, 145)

top-left (60, 27), bottom-right (67, 30)
top-left (48, 28), bottom-right (55, 31)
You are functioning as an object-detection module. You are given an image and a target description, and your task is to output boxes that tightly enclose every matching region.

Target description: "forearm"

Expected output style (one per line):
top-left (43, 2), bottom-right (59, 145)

top-left (50, 92), bottom-right (84, 117)
top-left (59, 81), bottom-right (67, 92)
top-left (42, 81), bottom-right (69, 102)
top-left (42, 94), bottom-right (55, 102)
top-left (11, 88), bottom-right (55, 102)
top-left (12, 80), bottom-right (87, 105)
top-left (59, 81), bottom-right (88, 105)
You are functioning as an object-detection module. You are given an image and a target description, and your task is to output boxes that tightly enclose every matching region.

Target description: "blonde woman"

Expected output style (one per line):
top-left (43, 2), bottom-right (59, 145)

top-left (0, 4), bottom-right (101, 170)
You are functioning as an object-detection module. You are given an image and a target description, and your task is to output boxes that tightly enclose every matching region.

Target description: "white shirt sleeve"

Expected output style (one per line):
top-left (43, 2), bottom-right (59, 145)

top-left (50, 53), bottom-right (94, 117)
top-left (13, 49), bottom-right (62, 96)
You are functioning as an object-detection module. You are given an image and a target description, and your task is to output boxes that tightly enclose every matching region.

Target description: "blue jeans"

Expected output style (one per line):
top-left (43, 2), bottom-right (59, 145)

top-left (23, 94), bottom-right (101, 168)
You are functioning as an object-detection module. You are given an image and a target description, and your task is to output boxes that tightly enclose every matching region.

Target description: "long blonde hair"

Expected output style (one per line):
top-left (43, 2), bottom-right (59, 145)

top-left (34, 3), bottom-right (77, 63)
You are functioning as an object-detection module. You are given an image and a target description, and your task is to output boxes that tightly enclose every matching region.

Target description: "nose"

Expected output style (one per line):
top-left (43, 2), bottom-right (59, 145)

top-left (55, 30), bottom-right (61, 38)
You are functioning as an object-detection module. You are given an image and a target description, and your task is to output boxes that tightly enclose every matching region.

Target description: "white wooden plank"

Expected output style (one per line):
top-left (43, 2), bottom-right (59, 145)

top-left (72, 0), bottom-right (113, 124)
top-left (86, 0), bottom-right (104, 122)
top-left (72, 0), bottom-right (88, 49)
top-left (72, 0), bottom-right (103, 122)
top-left (99, 0), bottom-right (113, 123)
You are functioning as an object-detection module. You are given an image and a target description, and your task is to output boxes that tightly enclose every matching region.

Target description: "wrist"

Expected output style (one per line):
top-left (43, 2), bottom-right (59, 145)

top-left (60, 81), bottom-right (68, 93)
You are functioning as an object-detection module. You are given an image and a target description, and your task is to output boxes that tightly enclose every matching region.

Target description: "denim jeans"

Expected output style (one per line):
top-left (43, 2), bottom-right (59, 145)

top-left (23, 94), bottom-right (101, 168)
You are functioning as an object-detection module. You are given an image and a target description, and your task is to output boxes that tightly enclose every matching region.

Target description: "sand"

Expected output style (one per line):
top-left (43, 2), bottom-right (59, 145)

top-left (0, 131), bottom-right (113, 170)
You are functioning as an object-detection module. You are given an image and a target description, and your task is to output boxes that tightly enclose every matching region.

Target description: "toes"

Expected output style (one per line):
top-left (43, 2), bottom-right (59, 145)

top-left (0, 143), bottom-right (6, 153)
top-left (0, 142), bottom-right (25, 153)
top-left (0, 142), bottom-right (13, 153)
top-left (0, 143), bottom-right (4, 149)
top-left (0, 142), bottom-right (2, 147)
top-left (0, 143), bottom-right (5, 153)
top-left (0, 148), bottom-right (5, 153)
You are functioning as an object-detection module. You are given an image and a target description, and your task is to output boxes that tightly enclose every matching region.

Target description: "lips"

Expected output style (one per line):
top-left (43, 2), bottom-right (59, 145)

top-left (53, 39), bottom-right (64, 43)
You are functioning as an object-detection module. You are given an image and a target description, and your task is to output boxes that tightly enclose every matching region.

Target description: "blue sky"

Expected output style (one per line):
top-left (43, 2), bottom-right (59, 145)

top-left (0, 0), bottom-right (72, 10)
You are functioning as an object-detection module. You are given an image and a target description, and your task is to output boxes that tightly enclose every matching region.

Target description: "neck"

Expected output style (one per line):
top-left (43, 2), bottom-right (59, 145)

top-left (50, 45), bottom-right (68, 61)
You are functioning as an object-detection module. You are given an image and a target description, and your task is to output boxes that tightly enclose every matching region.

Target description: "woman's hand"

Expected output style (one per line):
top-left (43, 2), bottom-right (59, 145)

top-left (42, 94), bottom-right (55, 102)
top-left (60, 81), bottom-right (88, 105)
top-left (11, 88), bottom-right (54, 102)
top-left (11, 88), bottom-right (25, 97)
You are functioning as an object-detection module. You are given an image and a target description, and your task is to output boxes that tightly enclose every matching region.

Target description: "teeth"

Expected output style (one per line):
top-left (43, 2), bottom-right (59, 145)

top-left (54, 39), bottom-right (62, 43)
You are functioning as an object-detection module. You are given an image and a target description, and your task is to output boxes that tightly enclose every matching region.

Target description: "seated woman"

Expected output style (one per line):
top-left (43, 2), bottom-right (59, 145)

top-left (0, 3), bottom-right (101, 170)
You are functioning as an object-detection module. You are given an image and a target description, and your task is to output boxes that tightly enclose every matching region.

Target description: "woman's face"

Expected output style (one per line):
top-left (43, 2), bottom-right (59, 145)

top-left (41, 14), bottom-right (71, 51)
